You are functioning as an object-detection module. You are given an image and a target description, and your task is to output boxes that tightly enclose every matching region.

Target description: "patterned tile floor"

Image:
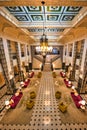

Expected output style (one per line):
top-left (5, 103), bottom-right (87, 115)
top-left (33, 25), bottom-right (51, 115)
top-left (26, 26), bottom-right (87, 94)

top-left (0, 95), bottom-right (12, 113)
top-left (0, 72), bottom-right (87, 130)
top-left (29, 72), bottom-right (61, 129)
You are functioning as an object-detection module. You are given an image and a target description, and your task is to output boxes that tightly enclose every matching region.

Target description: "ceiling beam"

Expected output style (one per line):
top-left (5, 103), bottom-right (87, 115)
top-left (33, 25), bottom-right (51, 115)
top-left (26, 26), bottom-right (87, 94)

top-left (0, 0), bottom-right (87, 6)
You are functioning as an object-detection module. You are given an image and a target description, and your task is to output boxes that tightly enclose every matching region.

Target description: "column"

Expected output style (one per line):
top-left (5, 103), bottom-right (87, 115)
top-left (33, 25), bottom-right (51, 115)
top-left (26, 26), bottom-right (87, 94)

top-left (29, 45), bottom-right (32, 62)
top-left (79, 40), bottom-right (86, 93)
top-left (15, 42), bottom-right (22, 81)
top-left (7, 40), bottom-right (17, 93)
top-left (62, 45), bottom-right (65, 69)
top-left (70, 42), bottom-right (77, 81)
top-left (77, 40), bottom-right (84, 93)
top-left (18, 42), bottom-right (22, 68)
top-left (65, 44), bottom-right (69, 72)
top-left (81, 50), bottom-right (87, 93)
top-left (0, 38), bottom-right (13, 93)
top-left (25, 44), bottom-right (28, 65)
top-left (29, 45), bottom-right (32, 70)
top-left (7, 40), bottom-right (14, 74)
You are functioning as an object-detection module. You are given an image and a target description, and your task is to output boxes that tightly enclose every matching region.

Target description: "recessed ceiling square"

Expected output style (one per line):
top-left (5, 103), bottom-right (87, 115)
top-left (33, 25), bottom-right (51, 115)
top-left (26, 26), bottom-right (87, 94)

top-left (26, 6), bottom-right (42, 12)
top-left (47, 6), bottom-right (62, 13)
top-left (6, 6), bottom-right (25, 13)
top-left (31, 15), bottom-right (43, 21)
top-left (47, 15), bottom-right (59, 21)
top-left (61, 15), bottom-right (75, 21)
top-left (14, 14), bottom-right (30, 21)
top-left (64, 6), bottom-right (82, 13)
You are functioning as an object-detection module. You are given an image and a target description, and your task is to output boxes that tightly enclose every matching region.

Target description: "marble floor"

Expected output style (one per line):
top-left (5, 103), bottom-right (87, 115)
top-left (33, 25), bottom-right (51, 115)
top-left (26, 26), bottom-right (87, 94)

top-left (0, 72), bottom-right (87, 130)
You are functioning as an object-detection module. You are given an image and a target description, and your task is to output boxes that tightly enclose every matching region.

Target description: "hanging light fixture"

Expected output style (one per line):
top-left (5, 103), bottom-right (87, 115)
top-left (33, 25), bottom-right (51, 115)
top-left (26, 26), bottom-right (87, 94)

top-left (36, 1), bottom-right (53, 56)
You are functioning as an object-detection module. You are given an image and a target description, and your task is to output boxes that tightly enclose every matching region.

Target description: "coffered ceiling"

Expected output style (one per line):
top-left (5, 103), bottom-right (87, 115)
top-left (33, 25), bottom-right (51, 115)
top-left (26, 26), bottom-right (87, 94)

top-left (0, 0), bottom-right (87, 44)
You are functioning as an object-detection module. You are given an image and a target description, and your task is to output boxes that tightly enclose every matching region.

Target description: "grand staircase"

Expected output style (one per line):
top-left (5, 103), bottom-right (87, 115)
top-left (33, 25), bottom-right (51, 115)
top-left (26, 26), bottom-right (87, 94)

top-left (43, 63), bottom-right (51, 71)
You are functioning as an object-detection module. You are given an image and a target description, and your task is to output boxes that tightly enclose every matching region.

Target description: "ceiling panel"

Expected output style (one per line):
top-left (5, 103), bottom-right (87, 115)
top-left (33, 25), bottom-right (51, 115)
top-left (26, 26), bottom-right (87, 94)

top-left (26, 6), bottom-right (42, 12)
top-left (1, 5), bottom-right (84, 41)
top-left (28, 28), bottom-right (64, 33)
top-left (46, 6), bottom-right (63, 13)
top-left (61, 14), bottom-right (76, 21)
top-left (5, 6), bottom-right (82, 23)
top-left (30, 15), bottom-right (43, 21)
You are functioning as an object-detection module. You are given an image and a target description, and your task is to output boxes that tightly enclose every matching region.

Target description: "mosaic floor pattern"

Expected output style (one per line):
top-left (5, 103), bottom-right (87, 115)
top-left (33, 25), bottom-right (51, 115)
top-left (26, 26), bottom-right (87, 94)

top-left (0, 72), bottom-right (87, 130)
top-left (0, 95), bottom-right (12, 122)
top-left (29, 72), bottom-right (61, 129)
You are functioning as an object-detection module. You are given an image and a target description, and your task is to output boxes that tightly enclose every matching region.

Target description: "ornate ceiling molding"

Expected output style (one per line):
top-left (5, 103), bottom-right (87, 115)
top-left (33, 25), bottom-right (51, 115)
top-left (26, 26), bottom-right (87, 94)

top-left (0, 0), bottom-right (87, 6)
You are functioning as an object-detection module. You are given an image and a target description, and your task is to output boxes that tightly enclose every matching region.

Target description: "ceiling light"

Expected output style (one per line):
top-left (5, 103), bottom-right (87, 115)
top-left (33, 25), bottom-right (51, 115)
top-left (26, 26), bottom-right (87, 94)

top-left (35, 1), bottom-right (53, 56)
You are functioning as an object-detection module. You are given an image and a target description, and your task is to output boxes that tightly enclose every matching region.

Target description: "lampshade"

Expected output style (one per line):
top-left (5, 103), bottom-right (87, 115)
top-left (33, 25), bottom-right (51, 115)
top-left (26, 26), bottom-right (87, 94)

top-left (19, 87), bottom-right (21, 90)
top-left (20, 81), bottom-right (24, 85)
top-left (81, 100), bottom-right (86, 105)
top-left (72, 86), bottom-right (75, 90)
top-left (5, 100), bottom-right (9, 105)
top-left (69, 81), bottom-right (71, 84)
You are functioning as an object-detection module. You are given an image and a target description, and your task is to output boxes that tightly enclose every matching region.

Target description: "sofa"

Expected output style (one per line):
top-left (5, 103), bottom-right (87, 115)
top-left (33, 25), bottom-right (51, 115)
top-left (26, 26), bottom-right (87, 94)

top-left (24, 79), bottom-right (30, 88)
top-left (60, 71), bottom-right (66, 78)
top-left (64, 79), bottom-right (72, 88)
top-left (71, 92), bottom-right (83, 108)
top-left (28, 71), bottom-right (34, 78)
top-left (21, 79), bottom-right (30, 88)
top-left (10, 92), bottom-right (23, 108)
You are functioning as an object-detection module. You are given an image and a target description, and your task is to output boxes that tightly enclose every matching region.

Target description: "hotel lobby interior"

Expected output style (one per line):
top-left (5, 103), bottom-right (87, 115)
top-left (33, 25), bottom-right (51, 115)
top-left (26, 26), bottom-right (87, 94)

top-left (0, 0), bottom-right (87, 130)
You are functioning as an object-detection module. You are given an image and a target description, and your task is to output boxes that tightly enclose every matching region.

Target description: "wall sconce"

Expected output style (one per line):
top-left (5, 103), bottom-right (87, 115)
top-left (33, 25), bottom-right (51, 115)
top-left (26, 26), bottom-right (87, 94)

top-left (53, 64), bottom-right (55, 68)
top-left (70, 66), bottom-right (72, 71)
top-left (79, 74), bottom-right (83, 79)
top-left (80, 100), bottom-right (86, 105)
top-left (72, 86), bottom-right (75, 90)
top-left (40, 64), bottom-right (42, 68)
top-left (9, 71), bottom-right (14, 80)
top-left (79, 70), bottom-right (83, 79)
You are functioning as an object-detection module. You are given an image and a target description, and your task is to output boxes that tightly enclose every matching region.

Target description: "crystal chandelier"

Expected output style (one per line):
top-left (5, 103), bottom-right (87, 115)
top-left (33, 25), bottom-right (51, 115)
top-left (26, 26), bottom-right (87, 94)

top-left (36, 1), bottom-right (53, 56)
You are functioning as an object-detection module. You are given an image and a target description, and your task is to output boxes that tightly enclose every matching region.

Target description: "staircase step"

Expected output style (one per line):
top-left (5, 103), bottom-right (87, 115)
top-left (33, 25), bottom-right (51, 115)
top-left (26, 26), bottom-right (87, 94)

top-left (44, 63), bottom-right (51, 71)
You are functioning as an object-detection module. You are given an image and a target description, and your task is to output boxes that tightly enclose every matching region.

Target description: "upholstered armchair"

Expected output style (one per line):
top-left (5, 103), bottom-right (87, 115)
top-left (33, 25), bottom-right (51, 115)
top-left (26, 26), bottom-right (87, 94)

top-left (26, 100), bottom-right (34, 109)
top-left (52, 72), bottom-right (56, 78)
top-left (59, 102), bottom-right (67, 113)
top-left (37, 72), bottom-right (42, 78)
top-left (30, 91), bottom-right (36, 99)
top-left (55, 91), bottom-right (61, 99)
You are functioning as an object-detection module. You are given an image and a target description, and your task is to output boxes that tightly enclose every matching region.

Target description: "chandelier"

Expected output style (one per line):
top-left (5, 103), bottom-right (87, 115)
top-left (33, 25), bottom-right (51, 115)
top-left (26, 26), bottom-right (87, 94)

top-left (36, 1), bottom-right (53, 56)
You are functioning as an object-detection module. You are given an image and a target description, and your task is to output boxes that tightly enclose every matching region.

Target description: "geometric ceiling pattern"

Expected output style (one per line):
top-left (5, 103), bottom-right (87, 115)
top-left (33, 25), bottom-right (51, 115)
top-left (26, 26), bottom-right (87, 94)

top-left (4, 6), bottom-right (83, 42)
top-left (5, 6), bottom-right (82, 22)
top-left (28, 28), bottom-right (64, 33)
